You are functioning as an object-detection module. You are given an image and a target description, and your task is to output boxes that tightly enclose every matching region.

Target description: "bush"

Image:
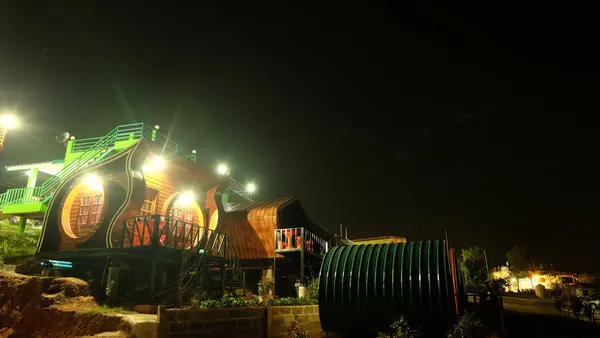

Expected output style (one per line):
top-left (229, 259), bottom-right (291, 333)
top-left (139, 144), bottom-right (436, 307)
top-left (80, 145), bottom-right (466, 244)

top-left (269, 297), bottom-right (316, 306)
top-left (0, 239), bottom-right (9, 266)
top-left (377, 317), bottom-right (421, 338)
top-left (258, 277), bottom-right (274, 302)
top-left (287, 314), bottom-right (310, 338)
top-left (447, 312), bottom-right (483, 338)
top-left (190, 295), bottom-right (317, 309)
top-left (305, 277), bottom-right (319, 304)
top-left (193, 296), bottom-right (262, 309)
top-left (0, 221), bottom-right (40, 263)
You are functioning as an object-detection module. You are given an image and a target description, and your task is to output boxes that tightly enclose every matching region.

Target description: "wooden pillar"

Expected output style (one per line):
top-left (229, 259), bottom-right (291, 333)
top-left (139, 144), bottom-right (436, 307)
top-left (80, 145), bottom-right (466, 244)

top-left (273, 229), bottom-right (277, 296)
top-left (220, 262), bottom-right (226, 297)
top-left (107, 264), bottom-right (121, 305)
top-left (242, 269), bottom-right (246, 294)
top-left (300, 228), bottom-right (305, 284)
top-left (149, 261), bottom-right (157, 296)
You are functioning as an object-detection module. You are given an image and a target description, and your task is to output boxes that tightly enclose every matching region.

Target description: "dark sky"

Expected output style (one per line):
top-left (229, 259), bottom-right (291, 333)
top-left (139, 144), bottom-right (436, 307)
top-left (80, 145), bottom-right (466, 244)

top-left (1, 2), bottom-right (599, 272)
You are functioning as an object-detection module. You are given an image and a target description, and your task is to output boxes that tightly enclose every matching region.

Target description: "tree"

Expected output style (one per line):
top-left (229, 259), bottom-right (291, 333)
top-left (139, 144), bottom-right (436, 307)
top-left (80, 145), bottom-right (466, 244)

top-left (176, 252), bottom-right (204, 333)
top-left (460, 246), bottom-right (489, 289)
top-left (506, 246), bottom-right (529, 292)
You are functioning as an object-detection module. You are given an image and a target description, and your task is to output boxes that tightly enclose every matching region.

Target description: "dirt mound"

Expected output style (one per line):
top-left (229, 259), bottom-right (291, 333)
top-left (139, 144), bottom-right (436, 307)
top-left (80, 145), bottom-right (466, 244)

top-left (0, 272), bottom-right (132, 338)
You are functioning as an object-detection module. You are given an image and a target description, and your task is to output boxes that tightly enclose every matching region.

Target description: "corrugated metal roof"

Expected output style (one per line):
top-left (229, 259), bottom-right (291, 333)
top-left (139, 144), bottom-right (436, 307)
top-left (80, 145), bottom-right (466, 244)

top-left (224, 196), bottom-right (297, 213)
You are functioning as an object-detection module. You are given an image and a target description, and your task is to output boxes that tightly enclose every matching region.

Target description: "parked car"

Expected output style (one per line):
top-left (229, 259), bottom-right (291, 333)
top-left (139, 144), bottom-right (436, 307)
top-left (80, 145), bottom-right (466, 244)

top-left (581, 294), bottom-right (600, 311)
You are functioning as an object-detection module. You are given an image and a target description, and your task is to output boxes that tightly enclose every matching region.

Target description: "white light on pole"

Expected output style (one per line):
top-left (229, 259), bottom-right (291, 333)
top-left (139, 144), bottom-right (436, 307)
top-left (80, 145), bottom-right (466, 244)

top-left (0, 113), bottom-right (20, 151)
top-left (217, 163), bottom-right (229, 176)
top-left (175, 191), bottom-right (195, 206)
top-left (246, 182), bottom-right (256, 194)
top-left (0, 114), bottom-right (19, 129)
top-left (84, 174), bottom-right (103, 192)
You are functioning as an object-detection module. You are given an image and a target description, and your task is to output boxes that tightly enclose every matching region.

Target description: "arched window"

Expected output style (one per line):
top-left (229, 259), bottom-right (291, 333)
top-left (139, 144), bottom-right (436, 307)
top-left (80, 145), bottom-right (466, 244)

top-left (77, 194), bottom-right (104, 225)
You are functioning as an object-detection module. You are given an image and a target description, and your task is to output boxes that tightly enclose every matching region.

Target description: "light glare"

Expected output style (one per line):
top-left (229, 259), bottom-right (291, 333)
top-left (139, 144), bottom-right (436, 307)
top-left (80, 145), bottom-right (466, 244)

top-left (152, 156), bottom-right (165, 170)
top-left (217, 164), bottom-right (229, 175)
top-left (246, 182), bottom-right (256, 193)
top-left (84, 174), bottom-right (103, 191)
top-left (0, 114), bottom-right (19, 129)
top-left (175, 191), bottom-right (194, 206)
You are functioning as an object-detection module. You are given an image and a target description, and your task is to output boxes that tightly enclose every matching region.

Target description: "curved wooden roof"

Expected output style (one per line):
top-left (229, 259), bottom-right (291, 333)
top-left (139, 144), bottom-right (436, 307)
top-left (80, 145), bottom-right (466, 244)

top-left (222, 196), bottom-right (329, 260)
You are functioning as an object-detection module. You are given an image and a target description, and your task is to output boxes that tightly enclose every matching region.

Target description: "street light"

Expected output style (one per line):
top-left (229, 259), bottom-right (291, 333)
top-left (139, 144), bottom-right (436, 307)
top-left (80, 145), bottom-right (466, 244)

top-left (246, 182), bottom-right (256, 193)
top-left (0, 113), bottom-right (20, 151)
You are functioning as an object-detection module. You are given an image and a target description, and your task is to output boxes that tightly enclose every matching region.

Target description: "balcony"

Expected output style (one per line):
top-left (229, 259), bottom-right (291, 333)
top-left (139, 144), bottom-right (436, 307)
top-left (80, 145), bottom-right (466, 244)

top-left (120, 214), bottom-right (238, 264)
top-left (274, 227), bottom-right (329, 258)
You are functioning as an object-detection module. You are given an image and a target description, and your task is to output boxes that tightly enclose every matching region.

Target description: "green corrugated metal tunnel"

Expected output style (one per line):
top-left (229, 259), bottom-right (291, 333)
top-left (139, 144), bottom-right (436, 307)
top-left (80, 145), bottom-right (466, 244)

top-left (318, 240), bottom-right (465, 335)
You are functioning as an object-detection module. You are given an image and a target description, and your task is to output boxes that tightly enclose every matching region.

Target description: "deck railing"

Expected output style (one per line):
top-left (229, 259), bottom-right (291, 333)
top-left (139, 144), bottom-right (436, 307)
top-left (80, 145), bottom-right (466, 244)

top-left (0, 187), bottom-right (44, 206)
top-left (274, 227), bottom-right (329, 257)
top-left (120, 215), bottom-right (238, 263)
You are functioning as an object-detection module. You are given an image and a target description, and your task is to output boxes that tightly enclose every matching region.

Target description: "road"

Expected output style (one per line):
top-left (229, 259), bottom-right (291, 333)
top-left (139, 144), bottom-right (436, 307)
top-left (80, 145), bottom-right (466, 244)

top-left (502, 296), bottom-right (600, 337)
top-left (502, 296), bottom-right (559, 316)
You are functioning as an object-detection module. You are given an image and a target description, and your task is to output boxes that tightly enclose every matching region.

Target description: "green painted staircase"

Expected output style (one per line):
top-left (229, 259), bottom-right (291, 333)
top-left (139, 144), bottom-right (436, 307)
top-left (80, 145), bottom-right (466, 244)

top-left (0, 123), bottom-right (145, 210)
top-left (0, 121), bottom-right (256, 212)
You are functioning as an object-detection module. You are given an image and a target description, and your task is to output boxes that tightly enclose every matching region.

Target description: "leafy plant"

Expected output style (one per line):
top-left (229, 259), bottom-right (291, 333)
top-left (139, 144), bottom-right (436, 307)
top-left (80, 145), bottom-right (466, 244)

top-left (0, 221), bottom-right (39, 264)
top-left (0, 239), bottom-right (9, 267)
top-left (460, 246), bottom-right (489, 289)
top-left (506, 246), bottom-right (529, 292)
top-left (305, 277), bottom-right (319, 304)
top-left (377, 317), bottom-right (421, 338)
top-left (258, 277), bottom-right (274, 302)
top-left (194, 296), bottom-right (261, 309)
top-left (447, 312), bottom-right (483, 338)
top-left (287, 314), bottom-right (310, 338)
top-left (269, 297), bottom-right (316, 306)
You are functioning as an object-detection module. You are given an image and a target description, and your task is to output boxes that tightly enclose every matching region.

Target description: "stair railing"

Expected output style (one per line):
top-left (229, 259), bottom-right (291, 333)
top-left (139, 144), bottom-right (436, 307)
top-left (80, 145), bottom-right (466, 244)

top-left (39, 123), bottom-right (145, 197)
top-left (40, 128), bottom-right (118, 196)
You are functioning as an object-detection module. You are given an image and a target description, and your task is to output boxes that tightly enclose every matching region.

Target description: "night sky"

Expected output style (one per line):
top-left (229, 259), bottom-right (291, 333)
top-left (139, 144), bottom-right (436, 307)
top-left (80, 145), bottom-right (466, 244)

top-left (1, 3), bottom-right (599, 272)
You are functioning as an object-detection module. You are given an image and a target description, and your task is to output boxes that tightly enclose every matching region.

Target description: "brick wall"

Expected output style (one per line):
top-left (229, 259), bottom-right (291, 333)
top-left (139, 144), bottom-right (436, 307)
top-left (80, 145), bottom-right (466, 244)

top-left (268, 305), bottom-right (324, 338)
top-left (158, 307), bottom-right (266, 338)
top-left (158, 305), bottom-right (326, 338)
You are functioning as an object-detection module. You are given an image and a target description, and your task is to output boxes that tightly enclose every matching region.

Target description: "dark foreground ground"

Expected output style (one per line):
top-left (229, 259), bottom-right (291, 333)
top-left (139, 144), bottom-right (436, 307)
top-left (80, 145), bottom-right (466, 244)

top-left (502, 297), bottom-right (600, 338)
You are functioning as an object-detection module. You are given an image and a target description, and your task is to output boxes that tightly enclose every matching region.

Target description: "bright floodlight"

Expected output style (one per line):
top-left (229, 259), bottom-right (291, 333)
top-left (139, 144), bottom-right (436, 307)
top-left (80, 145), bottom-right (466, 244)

top-left (175, 191), bottom-right (194, 206)
top-left (84, 174), bottom-right (103, 191)
top-left (0, 114), bottom-right (19, 129)
top-left (246, 182), bottom-right (256, 193)
top-left (142, 156), bottom-right (165, 174)
top-left (217, 164), bottom-right (229, 176)
top-left (152, 156), bottom-right (165, 170)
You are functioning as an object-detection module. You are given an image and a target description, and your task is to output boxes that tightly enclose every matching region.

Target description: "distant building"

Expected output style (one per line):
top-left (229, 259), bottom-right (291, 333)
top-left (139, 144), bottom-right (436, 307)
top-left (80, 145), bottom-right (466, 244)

top-left (351, 236), bottom-right (407, 245)
top-left (491, 265), bottom-right (577, 292)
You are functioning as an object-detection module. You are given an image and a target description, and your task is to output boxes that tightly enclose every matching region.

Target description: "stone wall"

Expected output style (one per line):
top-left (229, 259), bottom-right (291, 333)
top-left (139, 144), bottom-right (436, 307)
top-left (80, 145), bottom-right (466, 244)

top-left (158, 307), bottom-right (266, 338)
top-left (268, 305), bottom-right (323, 338)
top-left (158, 305), bottom-right (325, 338)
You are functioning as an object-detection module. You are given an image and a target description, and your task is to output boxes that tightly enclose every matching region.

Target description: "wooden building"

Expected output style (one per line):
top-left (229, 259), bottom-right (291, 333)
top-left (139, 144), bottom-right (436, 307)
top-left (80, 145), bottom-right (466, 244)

top-left (0, 122), bottom-right (333, 298)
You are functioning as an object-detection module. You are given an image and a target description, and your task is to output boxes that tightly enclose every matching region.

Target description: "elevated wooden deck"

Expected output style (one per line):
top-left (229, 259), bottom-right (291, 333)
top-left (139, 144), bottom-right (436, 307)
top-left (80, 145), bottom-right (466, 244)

top-left (37, 214), bottom-right (240, 269)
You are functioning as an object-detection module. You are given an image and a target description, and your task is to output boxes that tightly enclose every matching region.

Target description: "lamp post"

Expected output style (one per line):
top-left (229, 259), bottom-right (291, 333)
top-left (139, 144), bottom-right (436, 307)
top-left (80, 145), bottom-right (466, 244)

top-left (0, 113), bottom-right (19, 152)
top-left (246, 182), bottom-right (256, 200)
